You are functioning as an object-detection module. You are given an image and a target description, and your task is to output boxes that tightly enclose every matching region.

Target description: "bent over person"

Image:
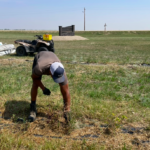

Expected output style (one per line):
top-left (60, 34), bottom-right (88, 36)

top-left (28, 51), bottom-right (71, 122)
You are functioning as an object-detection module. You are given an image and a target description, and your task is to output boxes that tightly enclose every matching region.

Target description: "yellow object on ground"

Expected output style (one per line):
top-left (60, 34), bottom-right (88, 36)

top-left (43, 34), bottom-right (52, 41)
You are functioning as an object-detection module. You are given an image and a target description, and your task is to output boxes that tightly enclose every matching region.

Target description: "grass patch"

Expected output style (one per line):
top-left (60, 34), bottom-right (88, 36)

top-left (0, 31), bottom-right (150, 149)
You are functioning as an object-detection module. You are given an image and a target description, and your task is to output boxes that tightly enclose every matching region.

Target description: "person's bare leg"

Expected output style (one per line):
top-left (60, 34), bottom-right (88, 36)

top-left (31, 82), bottom-right (38, 102)
top-left (28, 82), bottom-right (38, 122)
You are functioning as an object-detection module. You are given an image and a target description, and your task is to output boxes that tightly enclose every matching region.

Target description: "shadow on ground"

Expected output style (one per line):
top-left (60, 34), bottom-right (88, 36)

top-left (2, 100), bottom-right (30, 120)
top-left (9, 53), bottom-right (35, 57)
top-left (2, 100), bottom-right (59, 121)
top-left (0, 99), bottom-right (73, 135)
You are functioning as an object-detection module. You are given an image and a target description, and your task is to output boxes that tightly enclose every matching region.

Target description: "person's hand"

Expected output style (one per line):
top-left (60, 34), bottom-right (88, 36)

top-left (43, 87), bottom-right (51, 95)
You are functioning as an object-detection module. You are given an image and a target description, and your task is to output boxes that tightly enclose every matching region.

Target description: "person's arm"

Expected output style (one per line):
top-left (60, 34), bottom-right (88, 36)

top-left (59, 83), bottom-right (71, 112)
top-left (31, 74), bottom-right (45, 90)
top-left (31, 74), bottom-right (51, 98)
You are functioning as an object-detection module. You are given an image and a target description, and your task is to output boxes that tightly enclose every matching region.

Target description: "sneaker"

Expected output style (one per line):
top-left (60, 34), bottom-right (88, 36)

top-left (28, 104), bottom-right (36, 122)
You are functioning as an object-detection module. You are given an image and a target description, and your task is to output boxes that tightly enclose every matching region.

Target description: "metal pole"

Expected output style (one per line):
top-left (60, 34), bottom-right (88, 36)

top-left (59, 26), bottom-right (62, 36)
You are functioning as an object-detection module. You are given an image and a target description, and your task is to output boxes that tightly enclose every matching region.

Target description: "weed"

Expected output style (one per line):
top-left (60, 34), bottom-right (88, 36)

top-left (122, 143), bottom-right (132, 150)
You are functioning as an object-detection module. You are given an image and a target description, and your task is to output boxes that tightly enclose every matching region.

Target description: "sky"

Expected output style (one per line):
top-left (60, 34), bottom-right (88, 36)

top-left (0, 0), bottom-right (150, 31)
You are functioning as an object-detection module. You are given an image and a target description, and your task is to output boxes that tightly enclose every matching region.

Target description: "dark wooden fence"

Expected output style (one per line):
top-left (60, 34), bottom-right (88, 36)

top-left (59, 25), bottom-right (75, 36)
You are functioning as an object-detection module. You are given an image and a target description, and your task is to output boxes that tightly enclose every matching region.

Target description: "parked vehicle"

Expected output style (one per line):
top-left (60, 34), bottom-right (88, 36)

top-left (14, 35), bottom-right (55, 56)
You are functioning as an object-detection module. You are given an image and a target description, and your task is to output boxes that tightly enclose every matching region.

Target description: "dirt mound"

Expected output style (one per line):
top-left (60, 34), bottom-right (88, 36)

top-left (52, 36), bottom-right (88, 41)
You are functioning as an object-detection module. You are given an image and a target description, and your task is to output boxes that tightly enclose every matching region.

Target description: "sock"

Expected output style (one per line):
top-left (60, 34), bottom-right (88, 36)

top-left (31, 101), bottom-right (36, 105)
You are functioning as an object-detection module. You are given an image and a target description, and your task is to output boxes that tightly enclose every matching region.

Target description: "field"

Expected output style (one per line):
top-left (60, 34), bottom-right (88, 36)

top-left (0, 30), bottom-right (150, 149)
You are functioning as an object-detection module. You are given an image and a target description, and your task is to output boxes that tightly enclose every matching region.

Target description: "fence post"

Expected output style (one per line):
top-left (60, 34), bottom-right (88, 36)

top-left (72, 25), bottom-right (75, 35)
top-left (59, 26), bottom-right (62, 36)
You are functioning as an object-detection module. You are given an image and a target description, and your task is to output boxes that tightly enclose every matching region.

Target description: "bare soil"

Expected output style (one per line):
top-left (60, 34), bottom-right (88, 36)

top-left (52, 36), bottom-right (88, 41)
top-left (0, 110), bottom-right (150, 149)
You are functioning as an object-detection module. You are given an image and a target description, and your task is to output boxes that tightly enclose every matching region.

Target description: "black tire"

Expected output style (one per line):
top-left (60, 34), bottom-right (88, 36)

top-left (38, 47), bottom-right (48, 53)
top-left (51, 48), bottom-right (55, 53)
top-left (16, 46), bottom-right (27, 56)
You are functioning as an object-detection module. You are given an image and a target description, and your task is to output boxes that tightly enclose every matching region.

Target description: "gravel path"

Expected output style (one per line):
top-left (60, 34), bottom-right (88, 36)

top-left (52, 36), bottom-right (88, 41)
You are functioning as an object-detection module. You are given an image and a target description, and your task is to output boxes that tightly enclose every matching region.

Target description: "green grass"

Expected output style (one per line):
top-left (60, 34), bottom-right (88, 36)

top-left (1, 30), bottom-right (150, 65)
top-left (55, 36), bottom-right (150, 64)
top-left (0, 30), bottom-right (150, 149)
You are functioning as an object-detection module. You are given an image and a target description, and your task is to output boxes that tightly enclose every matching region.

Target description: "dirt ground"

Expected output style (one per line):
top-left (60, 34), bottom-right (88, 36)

top-left (52, 36), bottom-right (88, 41)
top-left (0, 110), bottom-right (150, 149)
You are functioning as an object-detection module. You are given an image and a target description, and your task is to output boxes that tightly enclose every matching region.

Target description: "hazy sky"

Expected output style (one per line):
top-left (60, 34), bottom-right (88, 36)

top-left (0, 0), bottom-right (150, 31)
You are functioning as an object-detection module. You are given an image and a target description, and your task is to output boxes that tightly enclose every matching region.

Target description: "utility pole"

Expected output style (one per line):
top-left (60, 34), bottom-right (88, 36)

top-left (104, 23), bottom-right (107, 32)
top-left (83, 8), bottom-right (86, 31)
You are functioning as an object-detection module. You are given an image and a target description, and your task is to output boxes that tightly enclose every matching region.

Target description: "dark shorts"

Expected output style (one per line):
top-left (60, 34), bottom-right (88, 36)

top-left (32, 54), bottom-right (38, 70)
top-left (32, 55), bottom-right (68, 85)
top-left (32, 54), bottom-right (42, 80)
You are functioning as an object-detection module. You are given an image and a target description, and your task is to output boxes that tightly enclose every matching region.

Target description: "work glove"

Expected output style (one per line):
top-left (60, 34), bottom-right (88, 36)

top-left (43, 87), bottom-right (51, 95)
